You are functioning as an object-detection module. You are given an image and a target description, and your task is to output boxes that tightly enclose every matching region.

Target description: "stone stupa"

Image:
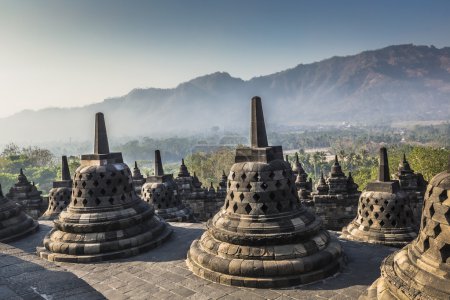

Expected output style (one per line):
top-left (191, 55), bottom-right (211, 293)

top-left (363, 154), bottom-right (450, 300)
top-left (0, 184), bottom-right (39, 242)
top-left (310, 156), bottom-right (361, 230)
top-left (141, 150), bottom-right (194, 222)
top-left (6, 169), bottom-right (45, 219)
top-left (341, 147), bottom-right (418, 247)
top-left (186, 96), bottom-right (344, 288)
top-left (37, 113), bottom-right (172, 263)
top-left (132, 161), bottom-right (146, 195)
top-left (41, 156), bottom-right (72, 220)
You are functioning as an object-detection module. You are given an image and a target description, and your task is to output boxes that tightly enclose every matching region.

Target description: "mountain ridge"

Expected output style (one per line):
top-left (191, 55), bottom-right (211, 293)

top-left (1, 44), bottom-right (450, 143)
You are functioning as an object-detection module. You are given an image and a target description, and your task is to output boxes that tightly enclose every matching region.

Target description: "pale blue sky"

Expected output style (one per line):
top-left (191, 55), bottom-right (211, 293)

top-left (0, 0), bottom-right (449, 117)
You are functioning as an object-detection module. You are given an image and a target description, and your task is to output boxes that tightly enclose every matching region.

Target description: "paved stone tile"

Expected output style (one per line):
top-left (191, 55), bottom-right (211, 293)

top-left (0, 221), bottom-right (397, 300)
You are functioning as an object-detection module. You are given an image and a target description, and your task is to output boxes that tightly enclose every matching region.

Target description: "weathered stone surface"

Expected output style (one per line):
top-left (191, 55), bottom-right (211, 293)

top-left (187, 96), bottom-right (344, 288)
top-left (36, 112), bottom-right (172, 263)
top-left (6, 169), bottom-right (45, 219)
top-left (361, 155), bottom-right (450, 300)
top-left (0, 184), bottom-right (39, 242)
top-left (2, 220), bottom-right (396, 299)
top-left (310, 157), bottom-right (361, 231)
top-left (341, 147), bottom-right (418, 247)
top-left (141, 150), bottom-right (194, 222)
top-left (41, 155), bottom-right (72, 220)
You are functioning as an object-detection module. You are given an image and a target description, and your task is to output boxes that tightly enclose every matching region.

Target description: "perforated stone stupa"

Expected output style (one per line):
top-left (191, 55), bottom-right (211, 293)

top-left (363, 154), bottom-right (450, 300)
top-left (310, 156), bottom-right (361, 230)
top-left (0, 184), bottom-right (39, 242)
top-left (341, 147), bottom-right (418, 247)
top-left (132, 161), bottom-right (146, 195)
top-left (41, 156), bottom-right (72, 220)
top-left (292, 153), bottom-right (313, 202)
top-left (37, 113), bottom-right (172, 263)
top-left (141, 150), bottom-right (194, 222)
top-left (187, 96), bottom-right (344, 288)
top-left (6, 169), bottom-right (45, 219)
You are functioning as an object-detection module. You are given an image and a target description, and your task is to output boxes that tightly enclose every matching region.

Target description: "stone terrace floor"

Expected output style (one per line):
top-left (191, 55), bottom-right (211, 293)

top-left (0, 221), bottom-right (397, 300)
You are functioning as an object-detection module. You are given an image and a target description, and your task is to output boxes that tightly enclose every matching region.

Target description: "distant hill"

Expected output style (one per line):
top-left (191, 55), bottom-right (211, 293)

top-left (1, 44), bottom-right (449, 143)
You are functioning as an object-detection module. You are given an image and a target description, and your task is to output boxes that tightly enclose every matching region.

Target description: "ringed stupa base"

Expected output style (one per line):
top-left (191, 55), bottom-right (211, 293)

top-left (0, 202), bottom-right (39, 243)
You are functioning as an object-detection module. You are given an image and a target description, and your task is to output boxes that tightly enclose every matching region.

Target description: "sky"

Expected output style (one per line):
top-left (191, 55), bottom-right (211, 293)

top-left (0, 0), bottom-right (449, 118)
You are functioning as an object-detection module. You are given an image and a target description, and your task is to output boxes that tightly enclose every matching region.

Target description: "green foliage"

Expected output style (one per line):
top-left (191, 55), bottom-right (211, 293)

top-left (184, 148), bottom-right (235, 186)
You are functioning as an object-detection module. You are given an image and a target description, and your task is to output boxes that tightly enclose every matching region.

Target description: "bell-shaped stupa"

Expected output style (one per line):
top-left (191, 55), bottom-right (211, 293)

top-left (0, 184), bottom-right (39, 242)
top-left (6, 169), bottom-right (45, 219)
top-left (341, 147), bottom-right (418, 247)
top-left (41, 156), bottom-right (73, 220)
top-left (37, 113), bottom-right (172, 262)
top-left (186, 96), bottom-right (344, 288)
top-left (363, 154), bottom-right (450, 299)
top-left (141, 150), bottom-right (194, 222)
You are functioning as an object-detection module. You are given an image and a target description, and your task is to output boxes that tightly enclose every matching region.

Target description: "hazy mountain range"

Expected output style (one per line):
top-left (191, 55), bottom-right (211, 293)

top-left (1, 44), bottom-right (450, 143)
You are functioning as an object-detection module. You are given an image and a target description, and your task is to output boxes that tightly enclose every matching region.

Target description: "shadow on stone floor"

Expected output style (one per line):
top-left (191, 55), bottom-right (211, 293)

top-left (0, 252), bottom-right (105, 299)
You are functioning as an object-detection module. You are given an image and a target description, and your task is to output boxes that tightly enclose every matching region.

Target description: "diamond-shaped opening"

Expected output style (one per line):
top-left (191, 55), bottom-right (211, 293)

top-left (236, 183), bottom-right (240, 189)
top-left (384, 200), bottom-right (389, 205)
top-left (433, 224), bottom-right (442, 237)
top-left (100, 188), bottom-right (106, 195)
top-left (391, 220), bottom-right (397, 226)
top-left (77, 190), bottom-right (82, 197)
top-left (112, 187), bottom-right (117, 193)
top-left (239, 193), bottom-right (245, 201)
top-left (380, 220), bottom-right (385, 226)
top-left (228, 181), bottom-right (232, 188)
top-left (275, 180), bottom-right (282, 188)
top-left (364, 211), bottom-right (369, 217)
top-left (374, 199), bottom-right (378, 204)
top-left (253, 172), bottom-right (259, 181)
top-left (78, 174), bottom-right (83, 180)
top-left (261, 182), bottom-right (268, 190)
top-left (73, 199), bottom-right (77, 205)
top-left (276, 201), bottom-right (283, 212)
top-left (423, 237), bottom-right (430, 251)
top-left (362, 204), bottom-right (366, 209)
top-left (241, 173), bottom-right (247, 180)
top-left (380, 206), bottom-right (385, 212)
top-left (99, 172), bottom-right (105, 178)
top-left (369, 205), bottom-right (374, 211)
top-left (232, 202), bottom-right (238, 213)
top-left (428, 187), bottom-right (434, 197)
top-left (429, 204), bottom-right (435, 217)
top-left (439, 243), bottom-right (450, 263)
top-left (82, 199), bottom-right (87, 206)
top-left (231, 172), bottom-right (235, 180)
top-left (88, 189), bottom-right (94, 196)
top-left (106, 179), bottom-right (112, 186)
top-left (253, 193), bottom-right (260, 201)
top-left (94, 180), bottom-right (100, 187)
top-left (95, 198), bottom-right (101, 206)
top-left (269, 192), bottom-right (276, 200)
top-left (121, 194), bottom-right (126, 201)
top-left (82, 181), bottom-right (87, 188)
top-left (109, 197), bottom-right (114, 204)
top-left (245, 203), bottom-right (252, 214)
top-left (261, 203), bottom-right (268, 214)
top-left (422, 217), bottom-right (427, 229)
top-left (366, 198), bottom-right (370, 204)
top-left (374, 212), bottom-right (379, 219)
top-left (225, 200), bottom-right (229, 210)
top-left (439, 190), bottom-right (448, 202)
top-left (386, 213), bottom-right (391, 219)
top-left (246, 183), bottom-right (252, 190)
top-left (368, 219), bottom-right (373, 226)
top-left (230, 191), bottom-right (234, 199)
top-left (269, 171), bottom-right (275, 179)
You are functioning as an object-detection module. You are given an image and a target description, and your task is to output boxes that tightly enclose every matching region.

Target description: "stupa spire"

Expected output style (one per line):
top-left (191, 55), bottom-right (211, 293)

top-left (250, 96), bottom-right (268, 148)
top-left (94, 112), bottom-right (109, 154)
top-left (61, 155), bottom-right (71, 181)
top-left (378, 147), bottom-right (390, 182)
top-left (154, 150), bottom-right (164, 176)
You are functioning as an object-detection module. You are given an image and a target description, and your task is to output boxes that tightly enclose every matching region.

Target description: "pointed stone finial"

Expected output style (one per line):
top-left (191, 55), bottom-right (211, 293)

top-left (285, 155), bottom-right (289, 163)
top-left (61, 155), bottom-right (71, 181)
top-left (94, 112), bottom-right (110, 154)
top-left (135, 161), bottom-right (138, 169)
top-left (20, 168), bottom-right (23, 175)
top-left (222, 170), bottom-right (226, 176)
top-left (182, 158), bottom-right (185, 165)
top-left (378, 147), bottom-right (390, 182)
top-left (403, 153), bottom-right (407, 163)
top-left (154, 150), bottom-right (164, 176)
top-left (334, 155), bottom-right (338, 164)
top-left (250, 96), bottom-right (268, 148)
top-left (295, 152), bottom-right (300, 163)
top-left (210, 182), bottom-right (214, 189)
